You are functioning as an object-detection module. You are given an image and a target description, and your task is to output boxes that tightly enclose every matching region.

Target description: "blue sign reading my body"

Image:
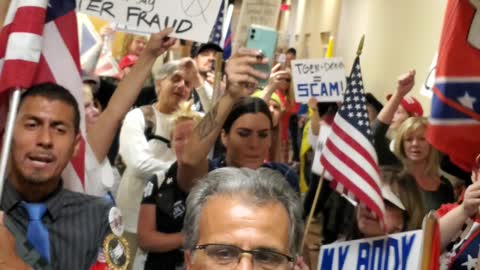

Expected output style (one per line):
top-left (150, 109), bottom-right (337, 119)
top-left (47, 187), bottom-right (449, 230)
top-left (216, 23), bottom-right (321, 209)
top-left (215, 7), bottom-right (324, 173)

top-left (319, 234), bottom-right (418, 270)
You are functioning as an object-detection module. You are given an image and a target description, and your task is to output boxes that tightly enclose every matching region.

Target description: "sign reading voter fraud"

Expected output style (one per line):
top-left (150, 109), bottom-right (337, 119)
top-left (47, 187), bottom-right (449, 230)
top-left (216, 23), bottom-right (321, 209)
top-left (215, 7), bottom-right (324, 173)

top-left (77, 0), bottom-right (223, 43)
top-left (317, 230), bottom-right (423, 270)
top-left (291, 58), bottom-right (346, 103)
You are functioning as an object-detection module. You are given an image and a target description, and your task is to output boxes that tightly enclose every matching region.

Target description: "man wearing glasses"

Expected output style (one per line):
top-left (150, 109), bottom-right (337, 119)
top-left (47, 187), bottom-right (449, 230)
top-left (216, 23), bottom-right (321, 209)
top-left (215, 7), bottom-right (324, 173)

top-left (182, 167), bottom-right (309, 270)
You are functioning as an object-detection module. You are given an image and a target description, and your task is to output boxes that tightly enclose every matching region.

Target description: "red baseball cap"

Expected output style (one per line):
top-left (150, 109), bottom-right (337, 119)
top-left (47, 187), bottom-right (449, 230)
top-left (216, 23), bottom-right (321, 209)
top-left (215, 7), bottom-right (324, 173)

top-left (387, 94), bottom-right (423, 116)
top-left (119, 54), bottom-right (139, 70)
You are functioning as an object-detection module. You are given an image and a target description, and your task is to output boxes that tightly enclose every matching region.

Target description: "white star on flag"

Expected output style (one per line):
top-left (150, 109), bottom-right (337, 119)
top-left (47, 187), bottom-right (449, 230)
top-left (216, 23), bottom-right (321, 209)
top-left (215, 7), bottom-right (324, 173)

top-left (458, 92), bottom-right (477, 110)
top-left (461, 254), bottom-right (477, 269)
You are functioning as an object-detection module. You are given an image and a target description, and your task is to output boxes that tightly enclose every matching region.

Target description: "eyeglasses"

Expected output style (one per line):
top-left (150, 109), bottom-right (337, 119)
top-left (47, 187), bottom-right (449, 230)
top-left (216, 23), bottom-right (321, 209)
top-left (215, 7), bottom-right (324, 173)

top-left (193, 243), bottom-right (294, 269)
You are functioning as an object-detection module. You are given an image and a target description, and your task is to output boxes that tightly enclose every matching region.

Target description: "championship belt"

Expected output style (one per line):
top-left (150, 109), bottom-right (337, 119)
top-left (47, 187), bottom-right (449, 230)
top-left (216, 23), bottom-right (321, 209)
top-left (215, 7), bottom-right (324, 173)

top-left (103, 233), bottom-right (130, 270)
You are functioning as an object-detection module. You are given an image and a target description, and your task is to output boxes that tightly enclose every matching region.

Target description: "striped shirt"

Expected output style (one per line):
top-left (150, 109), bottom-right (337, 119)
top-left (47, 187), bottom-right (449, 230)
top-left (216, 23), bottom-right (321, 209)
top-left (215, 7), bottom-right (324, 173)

top-left (1, 180), bottom-right (113, 270)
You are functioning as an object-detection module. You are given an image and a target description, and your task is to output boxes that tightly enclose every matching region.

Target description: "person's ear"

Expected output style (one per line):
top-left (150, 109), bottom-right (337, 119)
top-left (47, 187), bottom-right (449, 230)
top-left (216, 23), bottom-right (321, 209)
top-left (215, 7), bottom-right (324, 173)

top-left (220, 129), bottom-right (228, 148)
top-left (184, 250), bottom-right (193, 270)
top-left (154, 79), bottom-right (163, 95)
top-left (72, 133), bottom-right (82, 157)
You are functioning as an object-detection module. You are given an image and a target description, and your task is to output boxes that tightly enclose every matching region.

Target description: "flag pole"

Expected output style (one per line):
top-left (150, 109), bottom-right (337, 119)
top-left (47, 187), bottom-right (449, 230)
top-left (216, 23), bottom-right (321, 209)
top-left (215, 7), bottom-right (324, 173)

top-left (301, 170), bottom-right (325, 253)
top-left (420, 212), bottom-right (437, 270)
top-left (357, 35), bottom-right (365, 57)
top-left (211, 2), bottom-right (234, 105)
top-left (0, 88), bottom-right (22, 201)
top-left (211, 52), bottom-right (224, 105)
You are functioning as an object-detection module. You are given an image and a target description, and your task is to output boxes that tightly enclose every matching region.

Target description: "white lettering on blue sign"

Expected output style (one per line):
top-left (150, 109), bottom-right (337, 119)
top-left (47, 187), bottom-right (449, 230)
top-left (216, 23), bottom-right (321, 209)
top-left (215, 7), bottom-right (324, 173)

top-left (318, 233), bottom-right (419, 270)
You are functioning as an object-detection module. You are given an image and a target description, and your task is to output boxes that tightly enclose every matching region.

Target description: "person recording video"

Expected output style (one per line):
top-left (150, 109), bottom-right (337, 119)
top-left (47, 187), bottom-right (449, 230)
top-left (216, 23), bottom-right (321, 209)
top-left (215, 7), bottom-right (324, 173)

top-left (190, 43), bottom-right (224, 113)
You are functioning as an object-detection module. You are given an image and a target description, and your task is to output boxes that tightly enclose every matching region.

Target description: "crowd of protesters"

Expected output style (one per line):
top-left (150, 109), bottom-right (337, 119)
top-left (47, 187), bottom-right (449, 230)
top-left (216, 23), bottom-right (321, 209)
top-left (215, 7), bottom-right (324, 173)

top-left (1, 23), bottom-right (478, 270)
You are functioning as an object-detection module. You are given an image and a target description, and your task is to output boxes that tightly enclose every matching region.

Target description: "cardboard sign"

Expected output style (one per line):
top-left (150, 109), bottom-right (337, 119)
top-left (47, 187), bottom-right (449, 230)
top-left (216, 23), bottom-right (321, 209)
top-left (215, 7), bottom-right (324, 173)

top-left (291, 58), bottom-right (347, 103)
top-left (77, 0), bottom-right (223, 43)
top-left (318, 230), bottom-right (423, 270)
top-left (234, 0), bottom-right (281, 50)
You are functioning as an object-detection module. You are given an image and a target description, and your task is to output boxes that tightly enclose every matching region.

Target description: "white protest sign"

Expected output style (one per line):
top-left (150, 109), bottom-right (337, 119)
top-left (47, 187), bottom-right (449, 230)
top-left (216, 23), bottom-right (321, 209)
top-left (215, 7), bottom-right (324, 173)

top-left (311, 123), bottom-right (331, 176)
top-left (77, 0), bottom-right (223, 43)
top-left (234, 0), bottom-right (281, 50)
top-left (291, 58), bottom-right (347, 103)
top-left (317, 230), bottom-right (423, 270)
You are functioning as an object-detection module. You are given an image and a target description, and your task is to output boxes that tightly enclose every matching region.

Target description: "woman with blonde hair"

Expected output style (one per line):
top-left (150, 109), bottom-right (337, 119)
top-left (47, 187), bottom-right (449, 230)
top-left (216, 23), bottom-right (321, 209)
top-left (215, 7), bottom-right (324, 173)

top-left (118, 34), bottom-right (148, 79)
top-left (394, 117), bottom-right (454, 211)
top-left (137, 101), bottom-right (202, 270)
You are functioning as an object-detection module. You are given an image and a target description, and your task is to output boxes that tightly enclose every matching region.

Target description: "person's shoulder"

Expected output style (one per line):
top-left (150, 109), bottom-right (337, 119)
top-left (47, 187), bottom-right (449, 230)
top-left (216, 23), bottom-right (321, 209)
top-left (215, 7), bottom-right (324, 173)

top-left (62, 189), bottom-right (113, 212)
top-left (122, 107), bottom-right (145, 122)
top-left (263, 162), bottom-right (294, 174)
top-left (440, 175), bottom-right (454, 186)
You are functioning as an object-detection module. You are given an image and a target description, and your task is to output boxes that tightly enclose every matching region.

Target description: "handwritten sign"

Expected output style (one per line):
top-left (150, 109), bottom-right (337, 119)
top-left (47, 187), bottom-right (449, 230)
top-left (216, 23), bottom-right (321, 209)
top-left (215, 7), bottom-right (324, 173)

top-left (77, 0), bottom-right (223, 43)
top-left (291, 58), bottom-right (346, 103)
top-left (318, 230), bottom-right (423, 270)
top-left (234, 0), bottom-right (281, 50)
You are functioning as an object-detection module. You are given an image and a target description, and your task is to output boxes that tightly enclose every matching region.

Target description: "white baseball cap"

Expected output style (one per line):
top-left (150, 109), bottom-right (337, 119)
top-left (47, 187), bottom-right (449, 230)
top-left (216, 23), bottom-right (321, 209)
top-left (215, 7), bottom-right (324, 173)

top-left (381, 184), bottom-right (406, 211)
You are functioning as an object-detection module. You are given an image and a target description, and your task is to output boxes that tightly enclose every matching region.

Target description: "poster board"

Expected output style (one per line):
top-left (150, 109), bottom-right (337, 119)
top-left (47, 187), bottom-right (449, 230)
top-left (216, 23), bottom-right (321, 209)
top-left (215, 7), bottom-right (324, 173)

top-left (77, 0), bottom-right (223, 43)
top-left (234, 0), bottom-right (281, 50)
top-left (291, 58), bottom-right (346, 103)
top-left (317, 230), bottom-right (423, 270)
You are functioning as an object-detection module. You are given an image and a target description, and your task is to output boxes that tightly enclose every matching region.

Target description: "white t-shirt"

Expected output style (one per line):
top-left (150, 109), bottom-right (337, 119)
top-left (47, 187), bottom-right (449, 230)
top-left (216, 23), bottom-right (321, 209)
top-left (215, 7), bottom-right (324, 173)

top-left (116, 106), bottom-right (176, 233)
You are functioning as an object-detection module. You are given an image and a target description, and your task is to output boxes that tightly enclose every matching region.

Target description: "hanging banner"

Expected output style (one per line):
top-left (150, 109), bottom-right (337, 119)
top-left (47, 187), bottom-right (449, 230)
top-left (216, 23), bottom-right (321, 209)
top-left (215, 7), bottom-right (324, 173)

top-left (77, 0), bottom-right (223, 43)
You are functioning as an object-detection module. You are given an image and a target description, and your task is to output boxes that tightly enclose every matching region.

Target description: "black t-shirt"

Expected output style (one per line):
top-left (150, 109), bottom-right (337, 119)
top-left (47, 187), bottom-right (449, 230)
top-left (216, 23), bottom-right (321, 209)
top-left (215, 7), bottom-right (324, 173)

top-left (141, 162), bottom-right (186, 270)
top-left (421, 176), bottom-right (455, 212)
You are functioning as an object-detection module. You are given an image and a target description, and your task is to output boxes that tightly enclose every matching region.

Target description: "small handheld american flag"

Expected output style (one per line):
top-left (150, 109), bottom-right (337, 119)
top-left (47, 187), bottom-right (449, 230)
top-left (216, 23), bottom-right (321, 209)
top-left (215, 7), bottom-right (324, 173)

top-left (320, 56), bottom-right (385, 225)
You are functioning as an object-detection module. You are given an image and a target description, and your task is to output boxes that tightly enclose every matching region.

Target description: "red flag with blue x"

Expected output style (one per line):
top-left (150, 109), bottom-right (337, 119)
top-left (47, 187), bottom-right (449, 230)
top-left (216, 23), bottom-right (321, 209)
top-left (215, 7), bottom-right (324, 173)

top-left (427, 0), bottom-right (480, 172)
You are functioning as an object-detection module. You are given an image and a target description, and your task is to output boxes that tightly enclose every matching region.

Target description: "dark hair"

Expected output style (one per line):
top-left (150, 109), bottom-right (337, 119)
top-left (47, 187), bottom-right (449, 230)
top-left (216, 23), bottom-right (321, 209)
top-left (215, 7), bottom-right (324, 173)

top-left (20, 83), bottom-right (80, 134)
top-left (286, 48), bottom-right (296, 56)
top-left (365, 93), bottom-right (383, 113)
top-left (223, 97), bottom-right (273, 133)
top-left (316, 102), bottom-right (338, 117)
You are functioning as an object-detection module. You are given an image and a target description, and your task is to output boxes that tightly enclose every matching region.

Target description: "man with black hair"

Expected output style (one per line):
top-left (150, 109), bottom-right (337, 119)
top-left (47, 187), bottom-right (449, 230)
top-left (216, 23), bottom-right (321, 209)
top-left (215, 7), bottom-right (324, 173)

top-left (286, 47), bottom-right (297, 68)
top-left (0, 83), bottom-right (113, 270)
top-left (190, 42), bottom-right (223, 112)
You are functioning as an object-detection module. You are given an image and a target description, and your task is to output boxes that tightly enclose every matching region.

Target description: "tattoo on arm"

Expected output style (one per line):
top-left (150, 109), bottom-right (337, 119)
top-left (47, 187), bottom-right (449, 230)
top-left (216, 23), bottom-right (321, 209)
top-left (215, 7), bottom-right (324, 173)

top-left (195, 101), bottom-right (221, 138)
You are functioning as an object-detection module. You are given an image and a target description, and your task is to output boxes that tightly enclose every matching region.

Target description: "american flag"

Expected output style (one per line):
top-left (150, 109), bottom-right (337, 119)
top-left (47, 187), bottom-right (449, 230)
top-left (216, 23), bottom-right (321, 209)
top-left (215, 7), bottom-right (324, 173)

top-left (320, 56), bottom-right (385, 223)
top-left (427, 0), bottom-right (480, 172)
top-left (208, 0), bottom-right (232, 60)
top-left (0, 0), bottom-right (86, 192)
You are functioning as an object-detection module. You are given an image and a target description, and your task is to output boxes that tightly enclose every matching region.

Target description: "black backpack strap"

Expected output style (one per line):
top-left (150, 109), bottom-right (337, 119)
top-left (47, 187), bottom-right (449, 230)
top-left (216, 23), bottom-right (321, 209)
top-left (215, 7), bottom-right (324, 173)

top-left (140, 105), bottom-right (171, 148)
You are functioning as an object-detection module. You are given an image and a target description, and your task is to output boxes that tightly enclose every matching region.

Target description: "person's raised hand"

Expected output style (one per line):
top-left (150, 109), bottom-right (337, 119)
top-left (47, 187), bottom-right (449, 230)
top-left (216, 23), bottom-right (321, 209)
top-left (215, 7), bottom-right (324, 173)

top-left (225, 48), bottom-right (268, 100)
top-left (396, 70), bottom-right (416, 97)
top-left (307, 97), bottom-right (319, 111)
top-left (206, 71), bottom-right (215, 86)
top-left (0, 212), bottom-right (31, 270)
top-left (99, 25), bottom-right (115, 38)
top-left (462, 179), bottom-right (480, 218)
top-left (180, 58), bottom-right (203, 89)
top-left (143, 28), bottom-right (177, 58)
top-left (266, 63), bottom-right (291, 92)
